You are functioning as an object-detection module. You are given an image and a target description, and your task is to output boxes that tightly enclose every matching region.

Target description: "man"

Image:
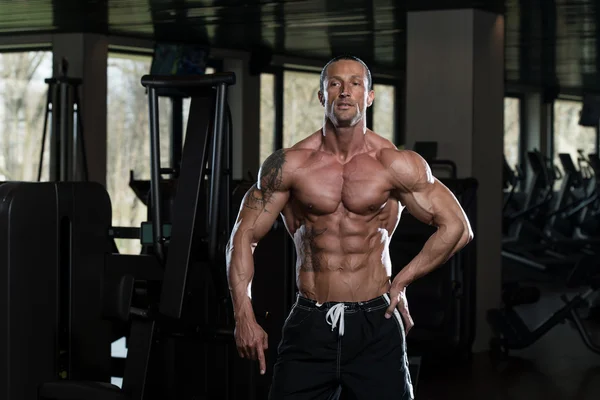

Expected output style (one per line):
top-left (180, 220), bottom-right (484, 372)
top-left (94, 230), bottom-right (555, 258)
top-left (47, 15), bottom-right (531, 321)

top-left (226, 55), bottom-right (473, 400)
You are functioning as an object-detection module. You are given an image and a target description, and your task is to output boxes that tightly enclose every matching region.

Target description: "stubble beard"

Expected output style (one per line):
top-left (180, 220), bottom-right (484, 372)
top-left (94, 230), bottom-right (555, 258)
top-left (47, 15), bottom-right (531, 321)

top-left (327, 103), bottom-right (363, 128)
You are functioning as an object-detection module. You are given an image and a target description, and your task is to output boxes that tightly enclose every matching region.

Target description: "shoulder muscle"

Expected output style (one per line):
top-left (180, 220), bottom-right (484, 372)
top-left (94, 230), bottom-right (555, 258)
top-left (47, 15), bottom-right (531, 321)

top-left (382, 149), bottom-right (434, 193)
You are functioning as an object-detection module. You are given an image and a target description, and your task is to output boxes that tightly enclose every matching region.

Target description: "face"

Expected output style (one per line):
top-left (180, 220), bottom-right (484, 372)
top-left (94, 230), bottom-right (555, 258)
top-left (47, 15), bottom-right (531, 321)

top-left (319, 60), bottom-right (375, 128)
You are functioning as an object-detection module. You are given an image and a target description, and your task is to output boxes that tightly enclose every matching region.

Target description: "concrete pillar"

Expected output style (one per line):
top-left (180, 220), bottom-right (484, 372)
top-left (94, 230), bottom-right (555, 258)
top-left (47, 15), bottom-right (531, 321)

top-left (52, 33), bottom-right (108, 186)
top-left (405, 9), bottom-right (504, 352)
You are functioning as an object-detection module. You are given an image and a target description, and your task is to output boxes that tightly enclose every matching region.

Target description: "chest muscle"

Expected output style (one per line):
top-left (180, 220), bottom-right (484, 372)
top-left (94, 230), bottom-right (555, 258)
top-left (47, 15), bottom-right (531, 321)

top-left (292, 157), bottom-right (391, 215)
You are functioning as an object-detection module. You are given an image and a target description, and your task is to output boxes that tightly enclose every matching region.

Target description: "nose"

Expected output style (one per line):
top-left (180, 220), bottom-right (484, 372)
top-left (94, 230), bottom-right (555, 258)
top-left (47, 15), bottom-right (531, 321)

top-left (339, 90), bottom-right (350, 98)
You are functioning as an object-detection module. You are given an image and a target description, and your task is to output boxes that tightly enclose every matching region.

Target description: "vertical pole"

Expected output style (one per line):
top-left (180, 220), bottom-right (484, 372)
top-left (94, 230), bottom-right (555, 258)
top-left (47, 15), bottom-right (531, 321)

top-left (171, 97), bottom-right (184, 174)
top-left (60, 81), bottom-right (69, 181)
top-left (70, 85), bottom-right (78, 180)
top-left (38, 87), bottom-right (52, 181)
top-left (148, 87), bottom-right (164, 262)
top-left (208, 83), bottom-right (227, 263)
top-left (274, 70), bottom-right (284, 151)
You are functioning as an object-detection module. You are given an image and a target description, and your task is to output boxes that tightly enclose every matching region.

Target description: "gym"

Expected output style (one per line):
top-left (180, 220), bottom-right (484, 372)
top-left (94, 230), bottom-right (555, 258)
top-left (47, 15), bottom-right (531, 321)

top-left (0, 0), bottom-right (598, 399)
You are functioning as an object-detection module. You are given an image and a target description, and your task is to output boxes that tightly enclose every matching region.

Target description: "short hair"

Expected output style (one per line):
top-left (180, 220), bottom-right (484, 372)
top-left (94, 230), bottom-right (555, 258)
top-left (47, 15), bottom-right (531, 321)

top-left (319, 55), bottom-right (372, 93)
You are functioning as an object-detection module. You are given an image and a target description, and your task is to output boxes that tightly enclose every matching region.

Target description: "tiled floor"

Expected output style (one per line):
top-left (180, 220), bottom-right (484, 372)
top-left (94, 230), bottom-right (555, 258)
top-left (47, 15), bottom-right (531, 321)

top-left (415, 263), bottom-right (600, 400)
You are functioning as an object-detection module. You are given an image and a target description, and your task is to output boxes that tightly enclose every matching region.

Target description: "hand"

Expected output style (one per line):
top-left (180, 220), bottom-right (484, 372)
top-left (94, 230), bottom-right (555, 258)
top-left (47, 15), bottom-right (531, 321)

top-left (385, 283), bottom-right (414, 334)
top-left (234, 318), bottom-right (269, 375)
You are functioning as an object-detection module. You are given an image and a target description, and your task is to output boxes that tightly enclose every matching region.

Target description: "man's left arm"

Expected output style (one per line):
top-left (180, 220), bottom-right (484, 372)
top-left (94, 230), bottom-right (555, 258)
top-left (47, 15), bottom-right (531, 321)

top-left (384, 150), bottom-right (474, 323)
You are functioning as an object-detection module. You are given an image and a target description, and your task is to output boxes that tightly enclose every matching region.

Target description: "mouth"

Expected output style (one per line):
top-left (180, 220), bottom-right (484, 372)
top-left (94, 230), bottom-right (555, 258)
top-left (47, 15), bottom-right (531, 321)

top-left (336, 102), bottom-right (353, 110)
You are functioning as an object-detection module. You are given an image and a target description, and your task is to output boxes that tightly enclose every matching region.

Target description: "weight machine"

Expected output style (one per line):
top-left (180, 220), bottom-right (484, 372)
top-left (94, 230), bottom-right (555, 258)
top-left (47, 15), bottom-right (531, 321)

top-left (34, 71), bottom-right (241, 400)
top-left (37, 58), bottom-right (89, 182)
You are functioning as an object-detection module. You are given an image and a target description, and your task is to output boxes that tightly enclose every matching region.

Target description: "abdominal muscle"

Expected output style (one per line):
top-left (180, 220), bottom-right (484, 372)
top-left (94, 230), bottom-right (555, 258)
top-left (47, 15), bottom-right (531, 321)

top-left (290, 220), bottom-right (394, 303)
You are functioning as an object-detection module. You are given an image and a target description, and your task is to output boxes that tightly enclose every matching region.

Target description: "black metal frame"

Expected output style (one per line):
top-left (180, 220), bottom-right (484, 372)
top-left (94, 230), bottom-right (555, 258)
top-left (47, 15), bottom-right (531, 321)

top-left (38, 71), bottom-right (237, 400)
top-left (141, 72), bottom-right (235, 318)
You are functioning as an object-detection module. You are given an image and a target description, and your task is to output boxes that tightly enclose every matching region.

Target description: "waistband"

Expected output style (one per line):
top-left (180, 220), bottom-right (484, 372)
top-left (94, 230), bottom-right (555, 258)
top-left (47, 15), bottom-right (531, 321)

top-left (296, 293), bottom-right (389, 312)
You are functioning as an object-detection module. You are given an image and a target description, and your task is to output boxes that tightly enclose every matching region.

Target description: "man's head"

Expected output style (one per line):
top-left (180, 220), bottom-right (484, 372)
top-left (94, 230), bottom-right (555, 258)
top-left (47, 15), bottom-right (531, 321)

top-left (318, 55), bottom-right (375, 129)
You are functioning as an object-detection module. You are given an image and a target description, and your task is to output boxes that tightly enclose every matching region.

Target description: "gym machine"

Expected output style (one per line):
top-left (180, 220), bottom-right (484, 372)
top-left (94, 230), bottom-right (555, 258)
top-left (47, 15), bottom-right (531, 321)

top-left (488, 254), bottom-right (600, 360)
top-left (37, 58), bottom-right (89, 182)
top-left (501, 151), bottom-right (590, 273)
top-left (0, 181), bottom-right (113, 400)
top-left (0, 69), bottom-right (236, 400)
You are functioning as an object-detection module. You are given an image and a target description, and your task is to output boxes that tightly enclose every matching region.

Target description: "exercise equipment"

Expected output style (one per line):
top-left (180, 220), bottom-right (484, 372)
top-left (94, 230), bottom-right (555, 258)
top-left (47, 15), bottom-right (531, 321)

top-left (34, 71), bottom-right (238, 400)
top-left (413, 141), bottom-right (458, 178)
top-left (502, 156), bottom-right (525, 218)
top-left (37, 58), bottom-right (89, 182)
top-left (0, 182), bottom-right (113, 400)
top-left (488, 255), bottom-right (600, 359)
top-left (578, 153), bottom-right (600, 237)
top-left (501, 150), bottom-right (600, 276)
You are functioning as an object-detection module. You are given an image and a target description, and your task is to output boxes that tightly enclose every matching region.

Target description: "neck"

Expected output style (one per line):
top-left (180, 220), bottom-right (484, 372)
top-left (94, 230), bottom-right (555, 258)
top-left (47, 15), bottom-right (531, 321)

top-left (321, 119), bottom-right (368, 162)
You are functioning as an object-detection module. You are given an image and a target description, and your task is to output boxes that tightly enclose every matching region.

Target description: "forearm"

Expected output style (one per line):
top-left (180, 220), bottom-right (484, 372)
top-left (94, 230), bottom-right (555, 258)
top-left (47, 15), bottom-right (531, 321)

top-left (226, 234), bottom-right (257, 323)
top-left (396, 223), bottom-right (470, 285)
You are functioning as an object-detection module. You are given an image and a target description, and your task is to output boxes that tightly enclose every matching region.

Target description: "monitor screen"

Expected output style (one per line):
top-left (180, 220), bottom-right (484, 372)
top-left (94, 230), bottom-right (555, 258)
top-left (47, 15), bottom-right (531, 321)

top-left (150, 44), bottom-right (209, 76)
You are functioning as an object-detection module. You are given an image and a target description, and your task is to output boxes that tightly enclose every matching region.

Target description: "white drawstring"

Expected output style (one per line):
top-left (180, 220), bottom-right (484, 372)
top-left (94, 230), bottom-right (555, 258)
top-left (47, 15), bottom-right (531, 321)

top-left (326, 303), bottom-right (346, 336)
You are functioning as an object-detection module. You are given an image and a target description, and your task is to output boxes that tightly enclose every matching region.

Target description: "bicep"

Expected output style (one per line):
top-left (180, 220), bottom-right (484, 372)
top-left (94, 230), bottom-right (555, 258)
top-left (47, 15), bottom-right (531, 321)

top-left (234, 184), bottom-right (290, 243)
top-left (389, 150), bottom-right (462, 227)
top-left (399, 179), bottom-right (463, 227)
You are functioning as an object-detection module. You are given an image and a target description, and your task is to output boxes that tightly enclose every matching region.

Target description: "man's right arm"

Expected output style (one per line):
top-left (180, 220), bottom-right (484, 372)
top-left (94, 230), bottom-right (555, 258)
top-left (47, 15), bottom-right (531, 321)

top-left (225, 149), bottom-right (291, 371)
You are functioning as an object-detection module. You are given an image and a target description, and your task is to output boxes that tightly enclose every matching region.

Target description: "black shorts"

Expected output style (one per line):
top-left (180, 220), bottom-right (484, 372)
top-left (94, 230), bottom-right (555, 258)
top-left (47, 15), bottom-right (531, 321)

top-left (269, 294), bottom-right (414, 400)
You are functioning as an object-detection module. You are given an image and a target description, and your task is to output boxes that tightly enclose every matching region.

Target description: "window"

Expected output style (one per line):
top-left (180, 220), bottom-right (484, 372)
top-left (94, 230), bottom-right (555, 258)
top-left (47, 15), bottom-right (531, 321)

top-left (260, 73), bottom-right (275, 165)
top-left (106, 52), bottom-right (174, 254)
top-left (373, 84), bottom-right (396, 144)
top-left (107, 54), bottom-right (215, 255)
top-left (0, 50), bottom-right (53, 181)
top-left (504, 97), bottom-right (521, 169)
top-left (283, 71), bottom-right (323, 148)
top-left (553, 99), bottom-right (597, 170)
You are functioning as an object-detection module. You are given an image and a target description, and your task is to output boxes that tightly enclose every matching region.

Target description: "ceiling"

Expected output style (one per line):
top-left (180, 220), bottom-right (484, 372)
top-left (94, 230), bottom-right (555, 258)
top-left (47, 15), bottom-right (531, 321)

top-left (1, 0), bottom-right (600, 93)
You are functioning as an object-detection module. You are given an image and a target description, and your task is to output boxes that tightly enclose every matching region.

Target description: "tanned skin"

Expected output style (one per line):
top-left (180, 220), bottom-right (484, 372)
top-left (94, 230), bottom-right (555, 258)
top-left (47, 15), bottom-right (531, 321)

top-left (226, 59), bottom-right (474, 375)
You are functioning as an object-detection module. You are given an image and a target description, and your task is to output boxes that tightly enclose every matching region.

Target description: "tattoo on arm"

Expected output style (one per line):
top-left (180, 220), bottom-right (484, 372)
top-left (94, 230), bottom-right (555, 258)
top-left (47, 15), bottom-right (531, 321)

top-left (243, 149), bottom-right (286, 212)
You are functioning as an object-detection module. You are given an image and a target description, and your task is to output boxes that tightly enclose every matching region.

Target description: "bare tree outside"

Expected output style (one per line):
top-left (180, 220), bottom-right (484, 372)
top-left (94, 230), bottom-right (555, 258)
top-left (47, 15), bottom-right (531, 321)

top-left (106, 52), bottom-right (174, 254)
top-left (260, 73), bottom-right (275, 165)
top-left (504, 97), bottom-right (521, 170)
top-left (373, 84), bottom-right (395, 144)
top-left (283, 71), bottom-right (324, 148)
top-left (554, 99), bottom-right (596, 163)
top-left (0, 51), bottom-right (53, 181)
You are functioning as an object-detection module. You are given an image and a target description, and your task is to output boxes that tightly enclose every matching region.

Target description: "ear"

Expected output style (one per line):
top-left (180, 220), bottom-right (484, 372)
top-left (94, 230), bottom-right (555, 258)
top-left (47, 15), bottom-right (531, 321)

top-left (367, 89), bottom-right (375, 107)
top-left (318, 90), bottom-right (325, 107)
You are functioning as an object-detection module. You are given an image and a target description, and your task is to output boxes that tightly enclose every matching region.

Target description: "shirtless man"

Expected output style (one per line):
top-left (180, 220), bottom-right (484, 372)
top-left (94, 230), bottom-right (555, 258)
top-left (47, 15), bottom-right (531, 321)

top-left (226, 55), bottom-right (473, 400)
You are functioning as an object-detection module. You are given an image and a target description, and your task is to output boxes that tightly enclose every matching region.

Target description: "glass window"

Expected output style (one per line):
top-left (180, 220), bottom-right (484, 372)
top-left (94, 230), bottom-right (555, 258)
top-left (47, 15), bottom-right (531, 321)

top-left (0, 50), bottom-right (53, 181)
top-left (553, 99), bottom-right (597, 169)
top-left (260, 73), bottom-right (275, 165)
top-left (283, 71), bottom-right (323, 148)
top-left (504, 97), bottom-right (521, 169)
top-left (373, 84), bottom-right (395, 144)
top-left (106, 52), bottom-right (173, 254)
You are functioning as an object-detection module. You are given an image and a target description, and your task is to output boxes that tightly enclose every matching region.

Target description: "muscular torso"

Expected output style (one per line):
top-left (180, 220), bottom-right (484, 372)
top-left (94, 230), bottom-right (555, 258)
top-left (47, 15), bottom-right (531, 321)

top-left (281, 132), bottom-right (403, 303)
